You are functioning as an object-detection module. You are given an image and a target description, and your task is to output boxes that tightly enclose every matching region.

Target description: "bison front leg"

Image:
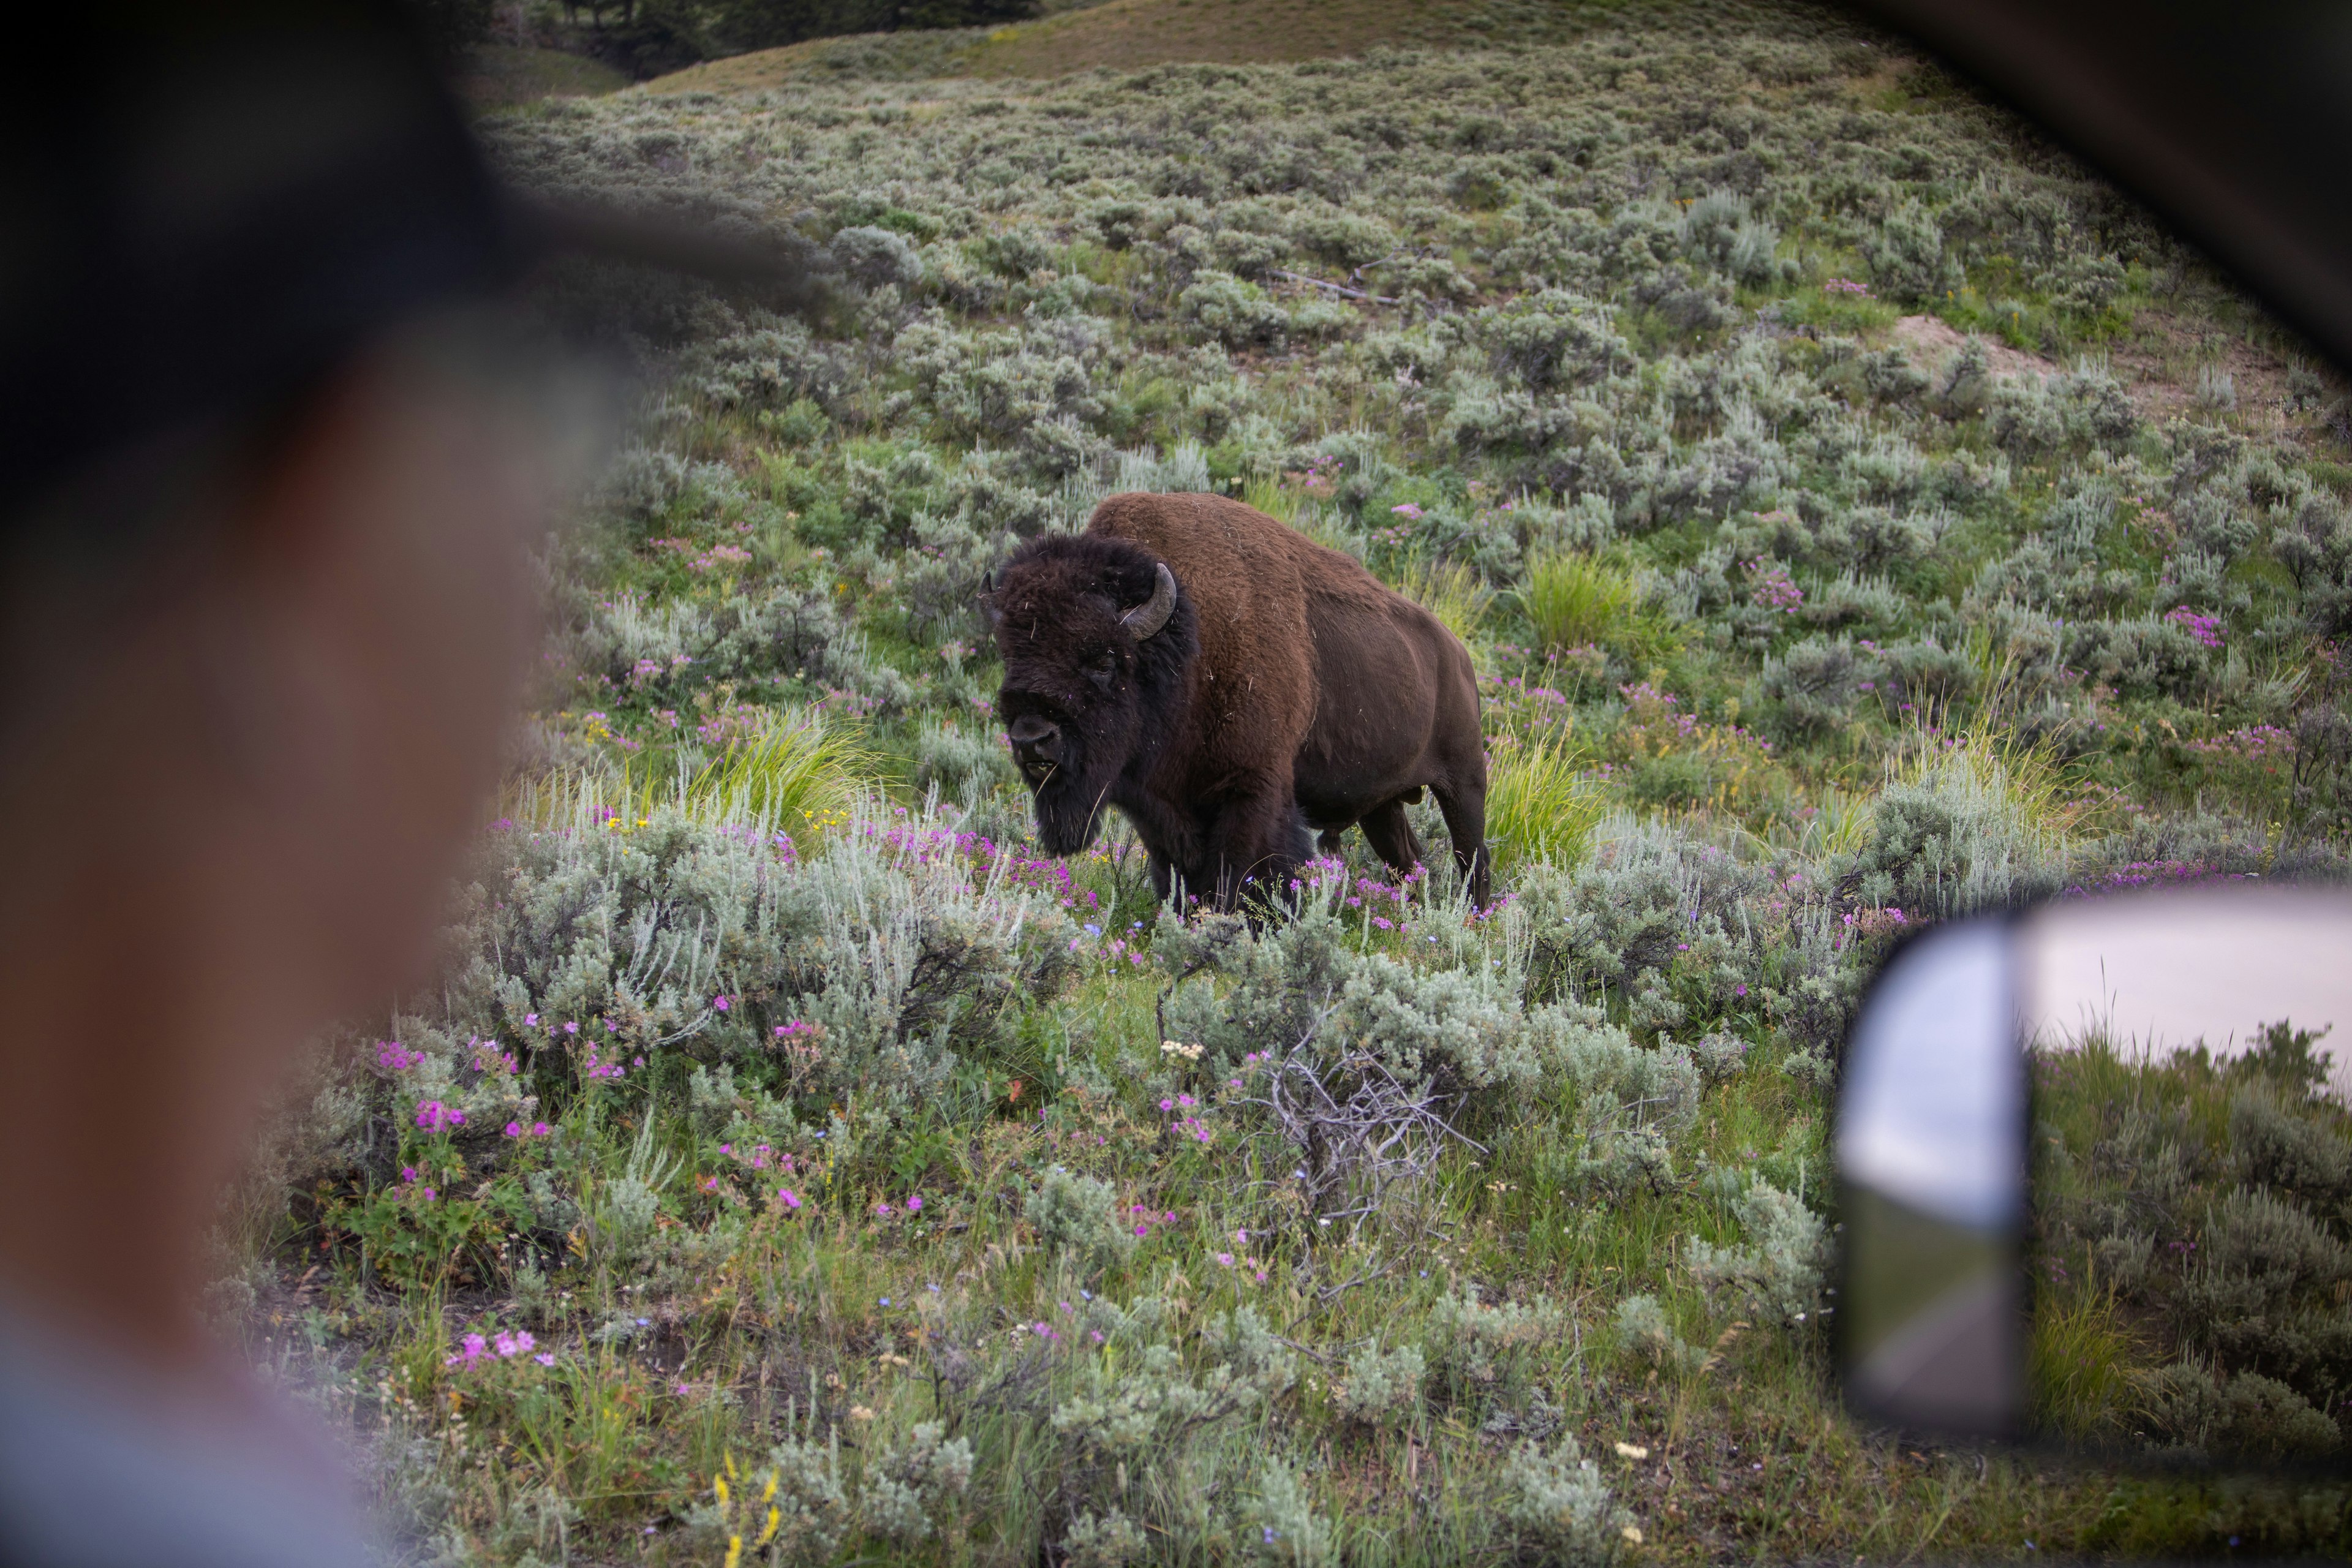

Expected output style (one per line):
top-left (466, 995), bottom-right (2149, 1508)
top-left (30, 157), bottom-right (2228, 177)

top-left (1204, 784), bottom-right (1314, 911)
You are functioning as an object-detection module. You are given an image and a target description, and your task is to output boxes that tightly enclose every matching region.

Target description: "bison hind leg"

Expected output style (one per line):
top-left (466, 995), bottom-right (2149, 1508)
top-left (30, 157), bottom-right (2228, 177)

top-left (1433, 782), bottom-right (1490, 909)
top-left (1359, 797), bottom-right (1427, 882)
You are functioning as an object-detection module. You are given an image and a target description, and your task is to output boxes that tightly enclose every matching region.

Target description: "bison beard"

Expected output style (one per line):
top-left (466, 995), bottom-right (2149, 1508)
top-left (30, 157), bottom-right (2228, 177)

top-left (989, 493), bottom-right (1489, 911)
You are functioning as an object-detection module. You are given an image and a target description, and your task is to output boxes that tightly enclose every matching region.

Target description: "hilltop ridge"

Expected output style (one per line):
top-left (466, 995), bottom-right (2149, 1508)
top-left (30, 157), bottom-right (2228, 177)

top-left (641, 0), bottom-right (1851, 89)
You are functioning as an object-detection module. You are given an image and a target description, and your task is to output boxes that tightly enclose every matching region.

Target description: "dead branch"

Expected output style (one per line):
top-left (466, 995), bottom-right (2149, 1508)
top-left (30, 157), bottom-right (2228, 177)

top-left (1271, 268), bottom-right (1401, 304)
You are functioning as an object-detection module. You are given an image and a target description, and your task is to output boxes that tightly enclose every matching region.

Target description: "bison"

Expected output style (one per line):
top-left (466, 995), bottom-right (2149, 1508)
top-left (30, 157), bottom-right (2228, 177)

top-left (987, 491), bottom-right (1488, 910)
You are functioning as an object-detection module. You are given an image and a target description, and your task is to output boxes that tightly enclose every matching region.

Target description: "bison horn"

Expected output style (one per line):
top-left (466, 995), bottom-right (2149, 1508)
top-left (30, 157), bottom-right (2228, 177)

top-left (1120, 562), bottom-right (1178, 639)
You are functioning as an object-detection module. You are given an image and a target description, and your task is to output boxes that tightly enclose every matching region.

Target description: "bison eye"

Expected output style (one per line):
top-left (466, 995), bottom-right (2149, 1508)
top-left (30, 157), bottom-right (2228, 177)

top-left (1082, 651), bottom-right (1117, 690)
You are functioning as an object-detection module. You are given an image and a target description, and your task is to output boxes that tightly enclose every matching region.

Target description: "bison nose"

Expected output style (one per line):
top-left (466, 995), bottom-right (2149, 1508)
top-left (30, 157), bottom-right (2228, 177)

top-left (1008, 714), bottom-right (1059, 752)
top-left (1007, 714), bottom-right (1061, 775)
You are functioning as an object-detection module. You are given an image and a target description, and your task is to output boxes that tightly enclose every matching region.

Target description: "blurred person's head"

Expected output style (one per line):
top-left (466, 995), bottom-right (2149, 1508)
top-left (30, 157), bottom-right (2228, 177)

top-left (0, 2), bottom-right (554, 1376)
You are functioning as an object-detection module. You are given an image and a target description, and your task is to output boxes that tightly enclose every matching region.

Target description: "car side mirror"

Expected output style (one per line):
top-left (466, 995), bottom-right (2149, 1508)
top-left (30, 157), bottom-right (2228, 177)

top-left (1836, 885), bottom-right (2352, 1464)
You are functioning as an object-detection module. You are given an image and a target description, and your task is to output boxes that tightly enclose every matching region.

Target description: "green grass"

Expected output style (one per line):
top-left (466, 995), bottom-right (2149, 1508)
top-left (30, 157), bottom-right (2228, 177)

top-left (1391, 556), bottom-right (1493, 648)
top-left (686, 709), bottom-right (873, 835)
top-left (1485, 728), bottom-right (1604, 869)
top-left (1517, 551), bottom-right (1680, 663)
top-left (508, 707), bottom-right (873, 842)
top-left (2029, 1283), bottom-right (2144, 1446)
top-left (1776, 287), bottom-right (1901, 335)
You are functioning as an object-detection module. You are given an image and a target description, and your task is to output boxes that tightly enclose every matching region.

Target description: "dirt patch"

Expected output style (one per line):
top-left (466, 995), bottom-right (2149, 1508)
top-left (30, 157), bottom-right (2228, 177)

top-left (1891, 309), bottom-right (2352, 450)
top-left (2105, 306), bottom-right (2328, 432)
top-left (1890, 314), bottom-right (2056, 381)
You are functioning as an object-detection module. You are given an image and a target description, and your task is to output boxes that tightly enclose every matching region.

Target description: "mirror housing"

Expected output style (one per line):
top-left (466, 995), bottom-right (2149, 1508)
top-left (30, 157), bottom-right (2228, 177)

top-left (1836, 885), bottom-right (2352, 1461)
top-left (1838, 919), bottom-right (2027, 1439)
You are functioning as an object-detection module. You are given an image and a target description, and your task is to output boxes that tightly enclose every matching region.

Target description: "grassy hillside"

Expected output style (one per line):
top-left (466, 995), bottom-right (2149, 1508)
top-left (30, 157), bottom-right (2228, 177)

top-left (644, 0), bottom-right (1825, 89)
top-left (241, 6), bottom-right (2352, 1564)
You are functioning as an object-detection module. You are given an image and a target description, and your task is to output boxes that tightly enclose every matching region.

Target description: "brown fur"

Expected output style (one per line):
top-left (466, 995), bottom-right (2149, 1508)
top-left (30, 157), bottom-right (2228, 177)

top-left (992, 491), bottom-right (1488, 907)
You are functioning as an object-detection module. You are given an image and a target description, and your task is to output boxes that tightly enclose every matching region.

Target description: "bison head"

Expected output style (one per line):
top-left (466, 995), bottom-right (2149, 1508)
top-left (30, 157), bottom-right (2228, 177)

top-left (986, 534), bottom-right (1196, 855)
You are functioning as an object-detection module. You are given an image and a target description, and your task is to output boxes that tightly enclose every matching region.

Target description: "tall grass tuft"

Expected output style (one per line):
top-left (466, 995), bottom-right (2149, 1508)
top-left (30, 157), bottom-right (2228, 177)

top-left (1888, 709), bottom-right (2089, 845)
top-left (507, 708), bottom-right (876, 840)
top-left (1393, 557), bottom-right (1494, 647)
top-left (2028, 1281), bottom-right (2145, 1442)
top-left (1242, 473), bottom-right (1302, 522)
top-left (1484, 729), bottom-right (1605, 868)
top-left (1518, 551), bottom-right (1676, 658)
top-left (686, 707), bottom-right (873, 835)
top-left (1765, 783), bottom-right (1879, 860)
top-left (1836, 711), bottom-right (2092, 919)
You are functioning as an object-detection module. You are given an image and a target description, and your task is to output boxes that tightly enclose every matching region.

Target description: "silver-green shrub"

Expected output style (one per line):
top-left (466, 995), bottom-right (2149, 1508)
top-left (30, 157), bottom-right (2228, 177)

top-left (760, 1436), bottom-right (852, 1565)
top-left (1498, 1434), bottom-right (1629, 1565)
top-left (1061, 1508), bottom-right (1149, 1568)
top-left (1422, 1286), bottom-right (1568, 1417)
top-left (1025, 1167), bottom-right (1135, 1272)
top-left (1246, 1458), bottom-right (1335, 1567)
top-left (2136, 1363), bottom-right (2342, 1460)
top-left (1687, 1179), bottom-right (1828, 1329)
top-left (1335, 1343), bottom-right (1425, 1427)
top-left (311, 802), bottom-right (1078, 1207)
top-left (1613, 1292), bottom-right (1702, 1374)
top-left (860, 1421), bottom-right (974, 1544)
top-left (1179, 271), bottom-right (1290, 347)
top-left (1863, 200), bottom-right (1961, 303)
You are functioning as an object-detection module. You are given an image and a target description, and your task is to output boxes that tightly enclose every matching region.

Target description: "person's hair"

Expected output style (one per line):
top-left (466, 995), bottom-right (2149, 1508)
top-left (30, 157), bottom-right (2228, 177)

top-left (0, 1), bottom-right (516, 554)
